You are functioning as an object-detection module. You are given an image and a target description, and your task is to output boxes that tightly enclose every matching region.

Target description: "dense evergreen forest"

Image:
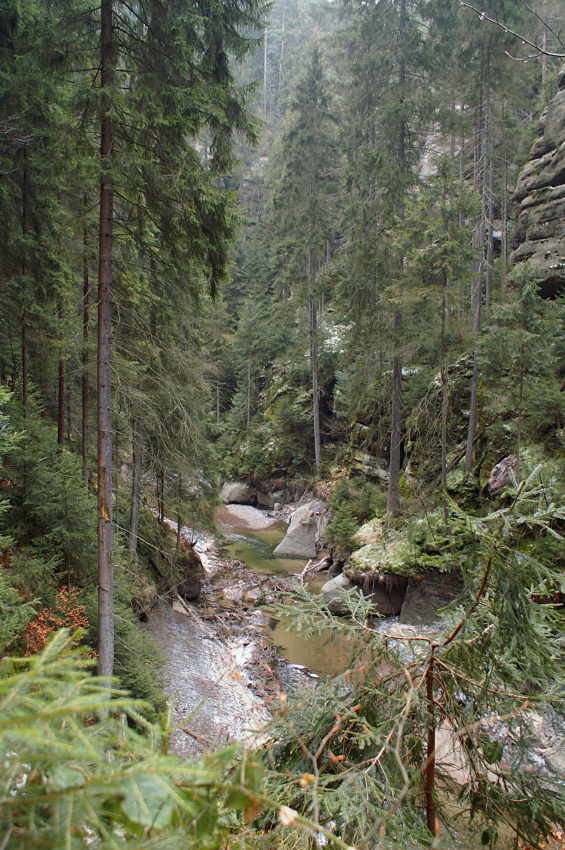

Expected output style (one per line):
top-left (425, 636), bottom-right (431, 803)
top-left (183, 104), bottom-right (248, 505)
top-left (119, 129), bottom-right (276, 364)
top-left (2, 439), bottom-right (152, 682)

top-left (1, 0), bottom-right (565, 847)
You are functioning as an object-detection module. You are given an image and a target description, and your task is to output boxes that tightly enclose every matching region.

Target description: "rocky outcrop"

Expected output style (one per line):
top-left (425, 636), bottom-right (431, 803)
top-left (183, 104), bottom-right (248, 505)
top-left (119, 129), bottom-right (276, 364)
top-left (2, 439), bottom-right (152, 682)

top-left (220, 481), bottom-right (257, 505)
top-left (510, 65), bottom-right (565, 297)
top-left (350, 449), bottom-right (390, 483)
top-left (273, 500), bottom-right (326, 558)
top-left (345, 515), bottom-right (463, 622)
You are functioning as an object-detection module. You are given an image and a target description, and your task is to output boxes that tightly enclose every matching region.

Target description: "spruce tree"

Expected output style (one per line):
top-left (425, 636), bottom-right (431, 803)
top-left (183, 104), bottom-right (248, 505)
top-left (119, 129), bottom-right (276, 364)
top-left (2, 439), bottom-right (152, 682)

top-left (270, 43), bottom-right (340, 471)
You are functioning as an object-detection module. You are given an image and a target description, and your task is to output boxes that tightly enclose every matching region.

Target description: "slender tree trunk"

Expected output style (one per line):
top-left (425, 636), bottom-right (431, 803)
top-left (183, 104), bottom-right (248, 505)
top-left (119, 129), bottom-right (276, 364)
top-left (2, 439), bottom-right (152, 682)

top-left (485, 157), bottom-right (494, 312)
top-left (501, 154), bottom-right (508, 302)
top-left (440, 272), bottom-right (450, 535)
top-left (465, 53), bottom-right (490, 472)
top-left (83, 196), bottom-right (90, 489)
top-left (309, 246), bottom-right (321, 472)
top-left (387, 316), bottom-right (403, 518)
top-left (175, 475), bottom-right (182, 564)
top-left (130, 418), bottom-right (143, 563)
top-left (157, 467), bottom-right (165, 524)
top-left (278, 4), bottom-right (285, 93)
top-left (58, 299), bottom-right (65, 449)
top-left (542, 0), bottom-right (549, 102)
top-left (21, 314), bottom-right (28, 420)
top-left (263, 25), bottom-right (268, 117)
top-left (21, 145), bottom-right (28, 421)
top-left (386, 0), bottom-right (406, 518)
top-left (426, 649), bottom-right (438, 837)
top-left (216, 382), bottom-right (221, 424)
top-left (97, 0), bottom-right (115, 680)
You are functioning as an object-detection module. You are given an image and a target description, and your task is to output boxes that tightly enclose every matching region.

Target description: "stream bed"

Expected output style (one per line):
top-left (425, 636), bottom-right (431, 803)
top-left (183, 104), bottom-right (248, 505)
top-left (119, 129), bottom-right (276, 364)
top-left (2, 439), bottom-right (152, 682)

top-left (144, 504), bottom-right (351, 756)
top-left (217, 504), bottom-right (352, 678)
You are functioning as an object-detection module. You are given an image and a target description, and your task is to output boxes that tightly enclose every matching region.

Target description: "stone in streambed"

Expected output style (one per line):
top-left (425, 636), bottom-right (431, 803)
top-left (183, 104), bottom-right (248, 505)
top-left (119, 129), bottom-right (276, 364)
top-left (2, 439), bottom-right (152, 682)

top-left (243, 586), bottom-right (264, 604)
top-left (321, 573), bottom-right (358, 615)
top-left (399, 570), bottom-right (463, 625)
top-left (273, 501), bottom-right (324, 559)
top-left (220, 481), bottom-right (257, 505)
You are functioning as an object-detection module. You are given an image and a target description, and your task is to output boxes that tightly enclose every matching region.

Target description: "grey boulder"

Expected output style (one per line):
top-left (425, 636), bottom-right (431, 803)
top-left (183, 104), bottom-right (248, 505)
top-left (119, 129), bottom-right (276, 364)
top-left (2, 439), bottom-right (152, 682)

top-left (273, 502), bottom-right (322, 558)
top-left (220, 481), bottom-right (257, 505)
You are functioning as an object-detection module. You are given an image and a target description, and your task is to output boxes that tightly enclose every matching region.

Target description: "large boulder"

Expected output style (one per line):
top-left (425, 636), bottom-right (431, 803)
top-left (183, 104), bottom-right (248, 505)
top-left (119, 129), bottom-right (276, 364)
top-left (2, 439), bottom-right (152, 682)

top-left (256, 490), bottom-right (275, 510)
top-left (399, 570), bottom-right (463, 625)
top-left (220, 481), bottom-right (257, 505)
top-left (321, 573), bottom-right (358, 615)
top-left (362, 573), bottom-right (408, 616)
top-left (273, 500), bottom-right (325, 558)
top-left (510, 64), bottom-right (565, 297)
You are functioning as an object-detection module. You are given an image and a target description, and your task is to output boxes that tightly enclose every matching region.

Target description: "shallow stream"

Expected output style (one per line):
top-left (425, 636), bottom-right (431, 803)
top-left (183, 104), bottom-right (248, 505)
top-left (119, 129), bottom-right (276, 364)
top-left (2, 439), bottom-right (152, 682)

top-left (217, 504), bottom-right (352, 678)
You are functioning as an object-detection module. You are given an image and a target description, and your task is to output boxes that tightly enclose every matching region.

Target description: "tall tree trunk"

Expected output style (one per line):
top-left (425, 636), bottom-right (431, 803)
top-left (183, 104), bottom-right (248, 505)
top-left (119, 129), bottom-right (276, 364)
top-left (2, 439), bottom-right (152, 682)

top-left (263, 25), bottom-right (268, 117)
top-left (278, 4), bottom-right (285, 93)
top-left (387, 314), bottom-right (403, 518)
top-left (501, 153), bottom-right (508, 302)
top-left (425, 650), bottom-right (438, 837)
top-left (21, 313), bottom-right (28, 420)
top-left (130, 418), bottom-right (143, 563)
top-left (21, 144), bottom-right (28, 420)
top-left (83, 195), bottom-right (90, 489)
top-left (440, 271), bottom-right (450, 535)
top-left (485, 157), bottom-right (494, 312)
top-left (114, 417), bottom-right (119, 536)
top-left (542, 0), bottom-right (549, 102)
top-left (386, 0), bottom-right (406, 518)
top-left (309, 247), bottom-right (321, 472)
top-left (58, 298), bottom-right (65, 449)
top-left (175, 475), bottom-right (183, 564)
top-left (247, 352), bottom-right (252, 427)
top-left (97, 0), bottom-right (115, 680)
top-left (157, 466), bottom-right (165, 524)
top-left (465, 52), bottom-right (490, 472)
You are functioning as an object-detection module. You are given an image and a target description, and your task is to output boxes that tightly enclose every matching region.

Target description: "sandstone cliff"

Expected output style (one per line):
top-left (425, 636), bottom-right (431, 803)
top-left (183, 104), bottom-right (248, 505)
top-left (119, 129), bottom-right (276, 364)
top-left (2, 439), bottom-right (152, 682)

top-left (510, 65), bottom-right (565, 297)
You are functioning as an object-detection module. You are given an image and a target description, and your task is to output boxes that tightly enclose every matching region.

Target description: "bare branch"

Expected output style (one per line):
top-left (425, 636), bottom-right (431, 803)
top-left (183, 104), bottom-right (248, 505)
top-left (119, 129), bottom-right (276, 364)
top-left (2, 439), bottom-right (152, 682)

top-left (458, 0), bottom-right (565, 59)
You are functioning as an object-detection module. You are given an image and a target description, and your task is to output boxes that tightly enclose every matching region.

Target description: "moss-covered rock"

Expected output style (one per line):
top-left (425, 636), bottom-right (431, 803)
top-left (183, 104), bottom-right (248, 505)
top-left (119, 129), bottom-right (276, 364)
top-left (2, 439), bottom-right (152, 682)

top-left (353, 517), bottom-right (384, 547)
top-left (347, 511), bottom-right (448, 581)
top-left (346, 536), bottom-right (423, 580)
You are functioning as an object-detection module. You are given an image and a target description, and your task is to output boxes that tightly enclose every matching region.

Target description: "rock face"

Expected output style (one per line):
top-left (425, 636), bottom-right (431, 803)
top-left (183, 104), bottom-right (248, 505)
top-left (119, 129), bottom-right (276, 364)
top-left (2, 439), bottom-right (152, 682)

top-left (362, 573), bottom-right (408, 616)
top-left (220, 481), bottom-right (257, 505)
top-left (399, 570), bottom-right (463, 626)
top-left (273, 500), bottom-right (325, 558)
top-left (510, 65), bottom-right (565, 297)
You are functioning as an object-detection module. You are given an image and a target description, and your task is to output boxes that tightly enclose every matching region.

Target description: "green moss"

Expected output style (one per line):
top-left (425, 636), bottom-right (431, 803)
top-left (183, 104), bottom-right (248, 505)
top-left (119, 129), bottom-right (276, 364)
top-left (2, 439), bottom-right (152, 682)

top-left (348, 537), bottom-right (423, 579)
